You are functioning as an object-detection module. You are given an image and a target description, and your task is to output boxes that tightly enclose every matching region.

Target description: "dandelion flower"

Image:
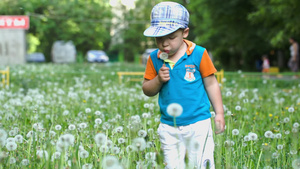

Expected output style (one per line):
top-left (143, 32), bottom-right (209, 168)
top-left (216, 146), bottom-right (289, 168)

top-left (159, 52), bottom-right (168, 60)
top-left (14, 134), bottom-right (23, 143)
top-left (288, 107), bottom-right (294, 113)
top-left (272, 152), bottom-right (279, 159)
top-left (79, 122), bottom-right (88, 129)
top-left (167, 103), bottom-right (183, 117)
top-left (232, 129), bottom-right (239, 136)
top-left (36, 150), bottom-right (49, 159)
top-left (118, 138), bottom-right (125, 144)
top-left (138, 130), bottom-right (147, 138)
top-left (293, 122), bottom-right (299, 128)
top-left (82, 163), bottom-right (93, 169)
top-left (126, 145), bottom-right (136, 153)
top-left (235, 105), bottom-right (241, 111)
top-left (95, 118), bottom-right (102, 125)
top-left (283, 117), bottom-right (290, 123)
top-left (132, 137), bottom-right (146, 151)
top-left (114, 126), bottom-right (123, 133)
top-left (277, 144), bottom-right (283, 150)
top-left (292, 158), bottom-right (300, 169)
top-left (290, 150), bottom-right (298, 155)
top-left (99, 145), bottom-right (109, 153)
top-left (6, 142), bottom-right (17, 151)
top-left (275, 133), bottom-right (282, 139)
top-left (285, 130), bottom-right (290, 135)
top-left (112, 147), bottom-right (120, 154)
top-left (9, 157), bottom-right (16, 164)
top-left (102, 155), bottom-right (119, 168)
top-left (52, 152), bottom-right (61, 159)
top-left (55, 125), bottom-right (62, 131)
top-left (264, 131), bottom-right (273, 138)
top-left (248, 132), bottom-right (258, 141)
top-left (79, 150), bottom-right (89, 158)
top-left (144, 103), bottom-right (150, 108)
top-left (0, 129), bottom-right (8, 140)
top-left (85, 108), bottom-right (91, 113)
top-left (68, 124), bottom-right (76, 130)
top-left (21, 159), bottom-right (29, 166)
top-left (95, 111), bottom-right (102, 116)
top-left (94, 133), bottom-right (107, 146)
top-left (244, 135), bottom-right (250, 142)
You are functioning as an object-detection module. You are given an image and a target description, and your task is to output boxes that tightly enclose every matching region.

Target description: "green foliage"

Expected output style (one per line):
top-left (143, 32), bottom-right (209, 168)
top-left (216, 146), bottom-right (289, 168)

top-left (0, 0), bottom-right (113, 62)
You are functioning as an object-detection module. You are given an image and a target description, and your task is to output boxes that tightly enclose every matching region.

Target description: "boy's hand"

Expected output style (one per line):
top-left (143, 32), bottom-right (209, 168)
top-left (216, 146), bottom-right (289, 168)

top-left (214, 114), bottom-right (225, 134)
top-left (158, 64), bottom-right (170, 83)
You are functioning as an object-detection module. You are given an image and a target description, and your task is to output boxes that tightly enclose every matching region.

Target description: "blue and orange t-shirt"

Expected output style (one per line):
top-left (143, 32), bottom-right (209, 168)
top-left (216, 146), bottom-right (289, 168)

top-left (144, 40), bottom-right (217, 126)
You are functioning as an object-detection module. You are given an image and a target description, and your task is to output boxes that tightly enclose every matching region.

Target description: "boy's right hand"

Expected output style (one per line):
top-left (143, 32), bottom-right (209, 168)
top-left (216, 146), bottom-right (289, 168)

top-left (158, 64), bottom-right (170, 83)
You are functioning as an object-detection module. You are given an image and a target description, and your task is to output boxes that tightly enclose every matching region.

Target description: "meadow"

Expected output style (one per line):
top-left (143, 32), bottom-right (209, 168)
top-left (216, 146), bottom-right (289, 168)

top-left (0, 63), bottom-right (299, 169)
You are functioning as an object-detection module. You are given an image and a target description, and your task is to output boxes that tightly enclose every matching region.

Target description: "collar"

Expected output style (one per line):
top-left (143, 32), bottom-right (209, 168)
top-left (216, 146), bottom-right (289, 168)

top-left (157, 39), bottom-right (196, 58)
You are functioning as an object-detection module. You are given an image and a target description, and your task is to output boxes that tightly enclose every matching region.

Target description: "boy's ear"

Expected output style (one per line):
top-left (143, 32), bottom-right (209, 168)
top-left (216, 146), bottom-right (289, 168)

top-left (183, 28), bottom-right (189, 38)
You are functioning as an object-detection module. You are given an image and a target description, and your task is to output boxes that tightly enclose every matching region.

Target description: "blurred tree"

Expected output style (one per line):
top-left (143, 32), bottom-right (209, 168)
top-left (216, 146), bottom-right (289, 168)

top-left (187, 0), bottom-right (271, 70)
top-left (0, 0), bottom-right (113, 62)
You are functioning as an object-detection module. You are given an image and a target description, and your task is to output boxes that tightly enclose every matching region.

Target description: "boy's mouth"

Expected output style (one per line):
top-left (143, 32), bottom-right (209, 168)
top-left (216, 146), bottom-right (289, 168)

top-left (163, 50), bottom-right (170, 54)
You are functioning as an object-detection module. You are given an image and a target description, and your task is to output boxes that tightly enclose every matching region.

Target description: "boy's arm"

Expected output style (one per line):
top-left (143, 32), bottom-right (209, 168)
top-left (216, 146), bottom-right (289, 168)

top-left (142, 64), bottom-right (170, 97)
top-left (203, 74), bottom-right (225, 134)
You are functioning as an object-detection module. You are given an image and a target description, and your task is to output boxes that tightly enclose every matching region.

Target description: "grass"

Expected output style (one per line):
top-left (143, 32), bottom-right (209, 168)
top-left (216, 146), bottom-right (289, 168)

top-left (0, 62), bottom-right (299, 169)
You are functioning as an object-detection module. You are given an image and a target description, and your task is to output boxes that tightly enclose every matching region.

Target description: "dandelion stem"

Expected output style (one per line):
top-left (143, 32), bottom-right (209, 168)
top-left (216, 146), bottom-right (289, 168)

top-left (256, 149), bottom-right (263, 169)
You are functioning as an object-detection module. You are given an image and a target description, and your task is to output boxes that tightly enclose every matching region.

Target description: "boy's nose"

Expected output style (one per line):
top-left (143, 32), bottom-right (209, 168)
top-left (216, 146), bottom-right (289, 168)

top-left (162, 39), bottom-right (169, 47)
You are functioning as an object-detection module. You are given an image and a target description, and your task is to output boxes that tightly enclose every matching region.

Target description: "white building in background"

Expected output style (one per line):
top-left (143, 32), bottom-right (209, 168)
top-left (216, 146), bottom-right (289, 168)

top-left (109, 0), bottom-right (136, 47)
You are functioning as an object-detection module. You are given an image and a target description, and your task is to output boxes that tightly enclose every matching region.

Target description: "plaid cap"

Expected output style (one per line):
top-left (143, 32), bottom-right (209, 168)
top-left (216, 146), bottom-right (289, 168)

top-left (143, 1), bottom-right (189, 37)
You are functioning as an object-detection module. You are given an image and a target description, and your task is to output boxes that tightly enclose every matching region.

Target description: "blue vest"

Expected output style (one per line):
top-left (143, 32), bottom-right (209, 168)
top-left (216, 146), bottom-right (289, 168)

top-left (150, 46), bottom-right (211, 126)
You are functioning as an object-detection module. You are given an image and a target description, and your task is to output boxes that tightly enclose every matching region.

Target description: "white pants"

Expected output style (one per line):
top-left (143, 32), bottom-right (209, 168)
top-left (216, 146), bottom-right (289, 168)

top-left (157, 119), bottom-right (215, 169)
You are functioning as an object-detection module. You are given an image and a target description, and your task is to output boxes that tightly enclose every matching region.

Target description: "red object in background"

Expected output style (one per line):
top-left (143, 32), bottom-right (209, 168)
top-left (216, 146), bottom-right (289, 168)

top-left (0, 15), bottom-right (29, 29)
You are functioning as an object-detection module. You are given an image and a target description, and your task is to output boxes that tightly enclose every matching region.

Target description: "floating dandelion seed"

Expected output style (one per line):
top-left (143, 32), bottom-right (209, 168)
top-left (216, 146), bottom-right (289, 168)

top-left (167, 103), bottom-right (183, 117)
top-left (232, 129), bottom-right (239, 136)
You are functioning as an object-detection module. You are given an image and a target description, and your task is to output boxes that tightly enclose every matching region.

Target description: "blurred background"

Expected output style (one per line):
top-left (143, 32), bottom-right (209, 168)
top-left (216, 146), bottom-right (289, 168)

top-left (0, 0), bottom-right (299, 71)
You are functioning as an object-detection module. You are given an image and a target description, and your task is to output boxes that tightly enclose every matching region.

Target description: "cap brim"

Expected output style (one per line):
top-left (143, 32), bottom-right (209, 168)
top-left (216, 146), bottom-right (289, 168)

top-left (143, 26), bottom-right (181, 37)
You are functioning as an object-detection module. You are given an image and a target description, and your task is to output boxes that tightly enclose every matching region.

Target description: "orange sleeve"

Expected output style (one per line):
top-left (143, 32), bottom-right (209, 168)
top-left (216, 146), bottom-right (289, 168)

top-left (200, 50), bottom-right (217, 78)
top-left (144, 57), bottom-right (157, 80)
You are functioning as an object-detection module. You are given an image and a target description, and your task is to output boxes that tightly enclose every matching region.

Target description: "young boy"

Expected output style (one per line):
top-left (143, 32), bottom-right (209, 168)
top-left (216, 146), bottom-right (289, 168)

top-left (142, 1), bottom-right (225, 169)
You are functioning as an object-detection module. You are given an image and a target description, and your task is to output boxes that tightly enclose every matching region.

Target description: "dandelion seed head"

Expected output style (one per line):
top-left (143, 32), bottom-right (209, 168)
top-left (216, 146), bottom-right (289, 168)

top-left (94, 133), bottom-right (107, 145)
top-left (68, 124), bottom-right (76, 130)
top-left (264, 131), bottom-right (273, 138)
top-left (232, 129), bottom-right (239, 136)
top-left (102, 155), bottom-right (119, 168)
top-left (118, 138), bottom-right (125, 144)
top-left (235, 105), bottom-right (241, 111)
top-left (112, 146), bottom-right (120, 154)
top-left (55, 125), bottom-right (62, 131)
top-left (166, 103), bottom-right (183, 117)
top-left (132, 137), bottom-right (146, 151)
top-left (79, 150), bottom-right (89, 158)
top-left (82, 163), bottom-right (93, 169)
top-left (138, 130), bottom-right (147, 138)
top-left (6, 141), bottom-right (17, 151)
top-left (288, 107), bottom-right (294, 113)
top-left (293, 122), bottom-right (299, 128)
top-left (283, 117), bottom-right (290, 123)
top-left (85, 108), bottom-right (91, 113)
top-left (292, 158), bottom-right (300, 169)
top-left (277, 144), bottom-right (283, 150)
top-left (21, 159), bottom-right (29, 166)
top-left (94, 111), bottom-right (102, 116)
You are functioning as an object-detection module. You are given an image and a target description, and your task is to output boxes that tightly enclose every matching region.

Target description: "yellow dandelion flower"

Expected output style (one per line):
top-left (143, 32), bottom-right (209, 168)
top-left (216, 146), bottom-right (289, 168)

top-left (275, 116), bottom-right (279, 119)
top-left (285, 107), bottom-right (289, 110)
top-left (276, 123), bottom-right (280, 126)
top-left (253, 117), bottom-right (256, 120)
top-left (83, 100), bottom-right (87, 103)
top-left (269, 114), bottom-right (273, 117)
top-left (264, 143), bottom-right (268, 146)
top-left (256, 112), bottom-right (259, 115)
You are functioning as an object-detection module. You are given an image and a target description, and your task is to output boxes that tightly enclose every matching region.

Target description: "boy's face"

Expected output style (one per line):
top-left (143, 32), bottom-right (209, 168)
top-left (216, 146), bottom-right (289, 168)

top-left (155, 28), bottom-right (189, 57)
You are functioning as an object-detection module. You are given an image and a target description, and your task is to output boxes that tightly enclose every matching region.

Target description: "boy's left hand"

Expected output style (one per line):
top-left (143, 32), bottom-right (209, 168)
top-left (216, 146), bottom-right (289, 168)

top-left (214, 114), bottom-right (225, 134)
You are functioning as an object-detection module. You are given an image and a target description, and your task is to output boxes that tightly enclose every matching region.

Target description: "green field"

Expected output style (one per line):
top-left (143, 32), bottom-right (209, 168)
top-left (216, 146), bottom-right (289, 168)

top-left (0, 63), bottom-right (299, 169)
